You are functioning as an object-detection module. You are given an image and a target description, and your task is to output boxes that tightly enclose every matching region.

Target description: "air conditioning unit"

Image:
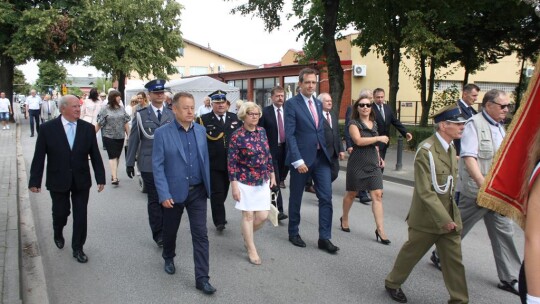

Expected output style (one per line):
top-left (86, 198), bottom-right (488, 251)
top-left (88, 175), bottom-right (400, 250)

top-left (218, 65), bottom-right (226, 72)
top-left (525, 67), bottom-right (535, 77)
top-left (353, 64), bottom-right (367, 77)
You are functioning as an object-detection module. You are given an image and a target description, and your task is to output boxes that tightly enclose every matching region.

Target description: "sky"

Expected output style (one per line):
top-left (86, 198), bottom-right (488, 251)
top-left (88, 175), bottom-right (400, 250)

top-left (18, 0), bottom-right (304, 85)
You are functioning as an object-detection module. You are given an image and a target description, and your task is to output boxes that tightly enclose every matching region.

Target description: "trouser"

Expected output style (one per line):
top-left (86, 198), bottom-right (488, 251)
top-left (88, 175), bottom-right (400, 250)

top-left (50, 187), bottom-right (90, 251)
top-left (210, 169), bottom-right (229, 227)
top-left (386, 227), bottom-right (469, 304)
top-left (29, 109), bottom-right (40, 135)
top-left (140, 171), bottom-right (163, 242)
top-left (459, 194), bottom-right (521, 282)
top-left (162, 184), bottom-right (209, 282)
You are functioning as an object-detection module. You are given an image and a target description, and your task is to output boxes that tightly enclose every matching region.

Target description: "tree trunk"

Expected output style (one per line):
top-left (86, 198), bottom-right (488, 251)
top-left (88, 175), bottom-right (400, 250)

top-left (426, 57), bottom-right (436, 125)
top-left (419, 54), bottom-right (428, 127)
top-left (387, 44), bottom-right (401, 117)
top-left (515, 58), bottom-right (525, 111)
top-left (322, 0), bottom-right (344, 117)
top-left (0, 55), bottom-right (16, 122)
top-left (463, 68), bottom-right (469, 86)
top-left (117, 70), bottom-right (126, 104)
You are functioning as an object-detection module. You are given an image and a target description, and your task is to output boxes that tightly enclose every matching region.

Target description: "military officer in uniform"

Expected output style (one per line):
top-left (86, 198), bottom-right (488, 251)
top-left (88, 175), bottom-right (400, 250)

top-left (197, 90), bottom-right (242, 232)
top-left (126, 79), bottom-right (174, 247)
top-left (384, 104), bottom-right (469, 304)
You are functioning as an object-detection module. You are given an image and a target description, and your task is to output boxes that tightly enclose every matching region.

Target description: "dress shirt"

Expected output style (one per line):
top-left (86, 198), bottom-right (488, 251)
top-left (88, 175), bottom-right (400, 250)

top-left (273, 104), bottom-right (285, 143)
top-left (435, 131), bottom-right (450, 152)
top-left (61, 116), bottom-right (77, 133)
top-left (26, 95), bottom-right (42, 110)
top-left (150, 104), bottom-right (164, 119)
top-left (173, 120), bottom-right (202, 186)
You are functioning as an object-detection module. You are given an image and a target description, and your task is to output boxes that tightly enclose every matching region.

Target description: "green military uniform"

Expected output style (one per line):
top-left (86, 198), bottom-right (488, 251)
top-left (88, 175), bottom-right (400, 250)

top-left (385, 134), bottom-right (469, 304)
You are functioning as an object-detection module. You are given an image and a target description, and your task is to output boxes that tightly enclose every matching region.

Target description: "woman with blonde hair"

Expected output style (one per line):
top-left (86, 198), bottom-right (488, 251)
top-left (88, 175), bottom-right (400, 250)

top-left (228, 101), bottom-right (276, 265)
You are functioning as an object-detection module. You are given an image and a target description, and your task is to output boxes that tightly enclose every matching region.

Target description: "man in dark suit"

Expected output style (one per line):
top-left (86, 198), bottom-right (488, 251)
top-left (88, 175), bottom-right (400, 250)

top-left (284, 68), bottom-right (338, 254)
top-left (153, 92), bottom-right (216, 295)
top-left (455, 83), bottom-right (479, 155)
top-left (197, 90), bottom-right (242, 232)
top-left (126, 79), bottom-right (174, 247)
top-left (319, 93), bottom-right (345, 181)
top-left (372, 88), bottom-right (412, 162)
top-left (29, 95), bottom-right (106, 263)
top-left (258, 86), bottom-right (289, 221)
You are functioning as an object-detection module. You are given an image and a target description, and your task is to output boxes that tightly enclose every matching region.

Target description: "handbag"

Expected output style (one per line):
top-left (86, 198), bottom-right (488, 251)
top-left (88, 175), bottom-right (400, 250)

top-left (268, 186), bottom-right (279, 227)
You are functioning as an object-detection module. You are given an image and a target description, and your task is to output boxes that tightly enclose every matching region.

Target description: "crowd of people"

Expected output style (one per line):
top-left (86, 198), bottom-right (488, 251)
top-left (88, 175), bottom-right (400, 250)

top-left (25, 68), bottom-right (535, 302)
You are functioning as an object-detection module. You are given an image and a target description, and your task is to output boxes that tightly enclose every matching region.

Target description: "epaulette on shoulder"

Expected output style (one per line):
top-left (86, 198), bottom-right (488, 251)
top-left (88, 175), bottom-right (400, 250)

top-left (137, 107), bottom-right (147, 112)
top-left (421, 142), bottom-right (432, 150)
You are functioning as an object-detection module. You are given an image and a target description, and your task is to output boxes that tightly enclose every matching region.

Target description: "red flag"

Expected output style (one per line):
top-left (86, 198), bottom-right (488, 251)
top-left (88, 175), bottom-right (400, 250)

top-left (477, 58), bottom-right (540, 229)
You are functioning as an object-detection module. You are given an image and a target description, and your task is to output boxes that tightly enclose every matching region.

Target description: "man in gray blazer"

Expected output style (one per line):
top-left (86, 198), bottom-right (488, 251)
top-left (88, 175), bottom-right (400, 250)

top-left (126, 79), bottom-right (174, 247)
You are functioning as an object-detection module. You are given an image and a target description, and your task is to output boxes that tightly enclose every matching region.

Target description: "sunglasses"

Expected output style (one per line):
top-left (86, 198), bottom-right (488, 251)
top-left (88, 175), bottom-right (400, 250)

top-left (490, 100), bottom-right (509, 110)
top-left (357, 103), bottom-right (372, 108)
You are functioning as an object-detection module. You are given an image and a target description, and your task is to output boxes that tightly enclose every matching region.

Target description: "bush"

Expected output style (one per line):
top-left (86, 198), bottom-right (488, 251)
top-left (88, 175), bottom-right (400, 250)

top-left (406, 125), bottom-right (433, 150)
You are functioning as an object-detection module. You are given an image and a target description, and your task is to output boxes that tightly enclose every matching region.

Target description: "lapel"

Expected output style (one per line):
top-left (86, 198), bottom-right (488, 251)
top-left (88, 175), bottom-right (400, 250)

top-left (434, 137), bottom-right (452, 169)
top-left (55, 116), bottom-right (71, 150)
top-left (298, 94), bottom-right (318, 129)
top-left (170, 123), bottom-right (187, 163)
top-left (146, 106), bottom-right (160, 125)
top-left (161, 107), bottom-right (174, 125)
top-left (268, 106), bottom-right (278, 127)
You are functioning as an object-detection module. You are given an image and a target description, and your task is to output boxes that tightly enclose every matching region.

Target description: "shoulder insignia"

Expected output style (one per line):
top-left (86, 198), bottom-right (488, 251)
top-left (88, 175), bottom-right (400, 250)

top-left (421, 142), bottom-right (432, 150)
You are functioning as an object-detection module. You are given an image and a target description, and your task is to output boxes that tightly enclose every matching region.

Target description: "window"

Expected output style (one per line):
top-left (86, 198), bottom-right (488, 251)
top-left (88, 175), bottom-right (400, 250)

top-left (178, 48), bottom-right (184, 57)
top-left (174, 66), bottom-right (185, 76)
top-left (253, 77), bottom-right (278, 107)
top-left (475, 82), bottom-right (517, 93)
top-left (189, 66), bottom-right (208, 76)
top-left (434, 80), bottom-right (463, 91)
top-left (228, 80), bottom-right (248, 100)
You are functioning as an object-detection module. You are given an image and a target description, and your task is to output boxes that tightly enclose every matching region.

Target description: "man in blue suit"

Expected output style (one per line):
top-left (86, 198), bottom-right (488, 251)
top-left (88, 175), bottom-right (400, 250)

top-left (152, 92), bottom-right (216, 295)
top-left (284, 68), bottom-right (339, 254)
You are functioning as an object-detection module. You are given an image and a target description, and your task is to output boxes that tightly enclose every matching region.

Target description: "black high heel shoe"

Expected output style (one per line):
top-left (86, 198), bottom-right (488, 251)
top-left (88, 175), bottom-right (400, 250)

top-left (340, 217), bottom-right (350, 232)
top-left (375, 229), bottom-right (391, 245)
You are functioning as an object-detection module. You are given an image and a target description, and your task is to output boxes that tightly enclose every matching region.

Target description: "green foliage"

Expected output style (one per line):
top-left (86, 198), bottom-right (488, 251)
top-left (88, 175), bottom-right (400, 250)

top-left (35, 61), bottom-right (68, 94)
top-left (68, 86), bottom-right (83, 98)
top-left (431, 84), bottom-right (461, 116)
top-left (95, 77), bottom-right (113, 93)
top-left (13, 68), bottom-right (31, 96)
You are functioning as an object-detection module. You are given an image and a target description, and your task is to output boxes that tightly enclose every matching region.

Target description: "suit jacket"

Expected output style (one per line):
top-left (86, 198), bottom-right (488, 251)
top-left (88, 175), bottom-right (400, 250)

top-left (40, 100), bottom-right (58, 121)
top-left (323, 110), bottom-right (344, 181)
top-left (407, 135), bottom-right (462, 234)
top-left (197, 111), bottom-right (242, 171)
top-left (284, 94), bottom-right (330, 166)
top-left (372, 103), bottom-right (408, 138)
top-left (455, 99), bottom-right (478, 155)
top-left (125, 106), bottom-right (174, 172)
top-left (29, 116), bottom-right (106, 191)
top-left (258, 104), bottom-right (284, 159)
top-left (152, 122), bottom-right (211, 204)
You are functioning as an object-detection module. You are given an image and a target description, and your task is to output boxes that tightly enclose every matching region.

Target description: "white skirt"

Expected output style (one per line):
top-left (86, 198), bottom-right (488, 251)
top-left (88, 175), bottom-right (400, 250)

top-left (235, 180), bottom-right (271, 211)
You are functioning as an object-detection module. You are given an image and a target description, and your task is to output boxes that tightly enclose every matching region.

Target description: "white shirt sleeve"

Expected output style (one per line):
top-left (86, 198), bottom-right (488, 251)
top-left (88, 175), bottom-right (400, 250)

top-left (460, 120), bottom-right (478, 158)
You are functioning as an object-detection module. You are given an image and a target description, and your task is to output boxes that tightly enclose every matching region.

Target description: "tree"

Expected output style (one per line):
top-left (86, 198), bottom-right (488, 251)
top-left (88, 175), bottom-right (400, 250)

top-left (12, 68), bottom-right (31, 98)
top-left (228, 0), bottom-right (350, 117)
top-left (0, 1), bottom-right (91, 105)
top-left (35, 61), bottom-right (68, 94)
top-left (84, 0), bottom-right (183, 100)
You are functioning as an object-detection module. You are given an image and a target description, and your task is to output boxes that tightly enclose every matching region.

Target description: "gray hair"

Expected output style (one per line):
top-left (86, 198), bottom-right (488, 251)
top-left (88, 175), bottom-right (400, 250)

top-left (358, 89), bottom-right (373, 99)
top-left (317, 92), bottom-right (331, 102)
top-left (481, 89), bottom-right (506, 107)
top-left (58, 95), bottom-right (77, 109)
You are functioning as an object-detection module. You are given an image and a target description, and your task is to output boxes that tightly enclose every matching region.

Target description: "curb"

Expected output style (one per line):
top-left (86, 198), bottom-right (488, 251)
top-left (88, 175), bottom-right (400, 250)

top-left (16, 119), bottom-right (50, 303)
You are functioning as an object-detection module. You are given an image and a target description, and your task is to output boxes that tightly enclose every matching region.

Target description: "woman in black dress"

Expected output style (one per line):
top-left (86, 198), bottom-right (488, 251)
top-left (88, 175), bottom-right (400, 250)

top-left (341, 97), bottom-right (390, 244)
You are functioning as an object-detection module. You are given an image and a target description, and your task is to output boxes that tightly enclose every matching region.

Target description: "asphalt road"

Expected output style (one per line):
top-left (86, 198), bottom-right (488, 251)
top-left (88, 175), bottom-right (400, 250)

top-left (20, 121), bottom-right (523, 304)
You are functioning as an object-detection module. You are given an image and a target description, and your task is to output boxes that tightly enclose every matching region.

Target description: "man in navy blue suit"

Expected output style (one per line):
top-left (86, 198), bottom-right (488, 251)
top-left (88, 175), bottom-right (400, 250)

top-left (152, 92), bottom-right (216, 295)
top-left (284, 68), bottom-right (339, 254)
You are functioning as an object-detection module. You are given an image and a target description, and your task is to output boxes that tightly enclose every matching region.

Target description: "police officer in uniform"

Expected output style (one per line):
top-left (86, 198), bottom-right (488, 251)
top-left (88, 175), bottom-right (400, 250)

top-left (197, 90), bottom-right (242, 232)
top-left (384, 104), bottom-right (469, 303)
top-left (126, 79), bottom-right (174, 247)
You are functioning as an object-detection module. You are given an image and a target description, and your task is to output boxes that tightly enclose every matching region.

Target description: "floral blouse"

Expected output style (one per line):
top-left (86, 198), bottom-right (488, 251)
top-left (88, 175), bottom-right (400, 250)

top-left (228, 126), bottom-right (274, 186)
top-left (97, 106), bottom-right (131, 139)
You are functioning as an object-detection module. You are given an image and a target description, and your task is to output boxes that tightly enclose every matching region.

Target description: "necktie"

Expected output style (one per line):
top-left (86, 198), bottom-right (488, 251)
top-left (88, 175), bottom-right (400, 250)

top-left (47, 101), bottom-right (50, 115)
top-left (380, 105), bottom-right (385, 121)
top-left (326, 112), bottom-right (332, 128)
top-left (308, 99), bottom-right (318, 128)
top-left (67, 122), bottom-right (75, 150)
top-left (219, 115), bottom-right (224, 126)
top-left (277, 108), bottom-right (285, 143)
top-left (157, 109), bottom-right (162, 122)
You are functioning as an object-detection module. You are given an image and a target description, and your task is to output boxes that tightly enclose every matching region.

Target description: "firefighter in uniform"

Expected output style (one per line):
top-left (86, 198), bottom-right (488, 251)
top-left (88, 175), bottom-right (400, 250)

top-left (197, 90), bottom-right (242, 231)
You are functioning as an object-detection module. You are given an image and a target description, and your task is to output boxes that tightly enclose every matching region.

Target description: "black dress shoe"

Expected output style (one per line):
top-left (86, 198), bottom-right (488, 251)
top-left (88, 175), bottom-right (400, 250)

top-left (430, 250), bottom-right (441, 270)
top-left (54, 232), bottom-right (64, 249)
top-left (196, 281), bottom-right (216, 295)
top-left (318, 239), bottom-right (339, 253)
top-left (216, 224), bottom-right (226, 232)
top-left (289, 235), bottom-right (306, 247)
top-left (385, 286), bottom-right (408, 303)
top-left (497, 280), bottom-right (519, 295)
top-left (305, 186), bottom-right (316, 193)
top-left (278, 212), bottom-right (288, 221)
top-left (164, 259), bottom-right (175, 275)
top-left (73, 250), bottom-right (88, 263)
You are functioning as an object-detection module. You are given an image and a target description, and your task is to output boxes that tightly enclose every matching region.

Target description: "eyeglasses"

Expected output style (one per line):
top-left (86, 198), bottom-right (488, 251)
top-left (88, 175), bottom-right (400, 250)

top-left (489, 100), bottom-right (509, 110)
top-left (246, 112), bottom-right (260, 117)
top-left (357, 103), bottom-right (372, 108)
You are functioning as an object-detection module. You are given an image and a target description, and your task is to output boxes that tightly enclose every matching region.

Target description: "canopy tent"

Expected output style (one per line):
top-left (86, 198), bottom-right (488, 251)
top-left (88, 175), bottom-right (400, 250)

top-left (124, 76), bottom-right (239, 110)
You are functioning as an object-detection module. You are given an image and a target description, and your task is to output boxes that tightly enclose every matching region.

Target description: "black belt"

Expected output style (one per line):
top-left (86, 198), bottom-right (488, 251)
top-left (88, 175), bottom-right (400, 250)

top-left (189, 183), bottom-right (202, 191)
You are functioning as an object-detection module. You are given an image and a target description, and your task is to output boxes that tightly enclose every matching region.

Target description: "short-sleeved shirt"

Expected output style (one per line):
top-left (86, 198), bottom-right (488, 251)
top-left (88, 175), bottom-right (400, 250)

top-left (97, 106), bottom-right (131, 139)
top-left (460, 111), bottom-right (505, 158)
top-left (0, 98), bottom-right (10, 112)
